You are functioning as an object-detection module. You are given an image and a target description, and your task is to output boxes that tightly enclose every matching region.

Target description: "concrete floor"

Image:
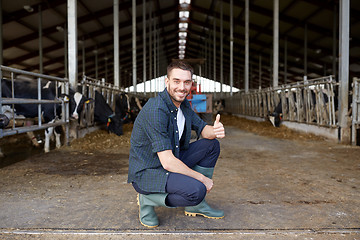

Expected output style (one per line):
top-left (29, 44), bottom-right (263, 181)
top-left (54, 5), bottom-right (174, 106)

top-left (0, 126), bottom-right (359, 239)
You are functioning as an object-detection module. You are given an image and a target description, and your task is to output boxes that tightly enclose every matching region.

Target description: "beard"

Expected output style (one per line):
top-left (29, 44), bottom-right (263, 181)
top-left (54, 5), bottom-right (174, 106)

top-left (167, 86), bottom-right (189, 106)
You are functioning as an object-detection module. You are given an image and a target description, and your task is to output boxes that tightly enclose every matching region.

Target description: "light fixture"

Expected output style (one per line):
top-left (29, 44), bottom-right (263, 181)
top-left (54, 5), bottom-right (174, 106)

top-left (179, 32), bottom-right (187, 38)
top-left (179, 0), bottom-right (191, 4)
top-left (56, 26), bottom-right (64, 32)
top-left (179, 11), bottom-right (189, 19)
top-left (24, 5), bottom-right (34, 12)
top-left (179, 23), bottom-right (188, 29)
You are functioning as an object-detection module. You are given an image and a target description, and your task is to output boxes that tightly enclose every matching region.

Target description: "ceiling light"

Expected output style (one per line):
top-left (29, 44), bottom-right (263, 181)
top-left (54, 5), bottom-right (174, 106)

top-left (179, 0), bottom-right (191, 4)
top-left (56, 26), bottom-right (64, 32)
top-left (179, 11), bottom-right (189, 18)
top-left (179, 32), bottom-right (187, 38)
top-left (179, 23), bottom-right (188, 29)
top-left (24, 5), bottom-right (34, 12)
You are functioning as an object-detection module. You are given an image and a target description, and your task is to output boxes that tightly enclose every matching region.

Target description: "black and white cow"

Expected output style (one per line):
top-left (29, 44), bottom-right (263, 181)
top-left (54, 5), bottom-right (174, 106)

top-left (115, 93), bottom-right (131, 124)
top-left (1, 78), bottom-right (88, 153)
top-left (94, 90), bottom-right (123, 135)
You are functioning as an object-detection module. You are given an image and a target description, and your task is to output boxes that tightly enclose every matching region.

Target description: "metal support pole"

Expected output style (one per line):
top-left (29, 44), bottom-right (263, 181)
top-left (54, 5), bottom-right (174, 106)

top-left (114, 0), bottom-right (120, 87)
top-left (94, 49), bottom-right (98, 80)
top-left (64, 27), bottom-right (68, 79)
top-left (153, 20), bottom-right (156, 95)
top-left (39, 5), bottom-right (43, 74)
top-left (245, 0), bottom-right (249, 92)
top-left (273, 0), bottom-right (279, 87)
top-left (132, 0), bottom-right (137, 92)
top-left (259, 54), bottom-right (262, 88)
top-left (213, 17), bottom-right (216, 93)
top-left (304, 23), bottom-right (307, 81)
top-left (81, 39), bottom-right (85, 75)
top-left (220, 1), bottom-right (223, 94)
top-left (67, 0), bottom-right (78, 89)
top-left (338, 0), bottom-right (350, 141)
top-left (149, 4), bottom-right (152, 92)
top-left (284, 36), bottom-right (287, 84)
top-left (143, 0), bottom-right (146, 94)
top-left (230, 0), bottom-right (233, 96)
top-left (105, 56), bottom-right (108, 81)
top-left (333, 4), bottom-right (337, 79)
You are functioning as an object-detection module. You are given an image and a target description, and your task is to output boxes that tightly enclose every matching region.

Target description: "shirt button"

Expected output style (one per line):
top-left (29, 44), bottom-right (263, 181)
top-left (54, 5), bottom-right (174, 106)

top-left (174, 117), bottom-right (176, 120)
top-left (176, 145), bottom-right (178, 148)
top-left (176, 130), bottom-right (178, 133)
top-left (166, 172), bottom-right (169, 175)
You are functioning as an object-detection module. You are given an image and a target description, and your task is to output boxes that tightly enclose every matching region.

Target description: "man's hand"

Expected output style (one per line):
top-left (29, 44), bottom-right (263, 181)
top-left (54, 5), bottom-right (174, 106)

top-left (201, 175), bottom-right (214, 193)
top-left (213, 114), bottom-right (225, 138)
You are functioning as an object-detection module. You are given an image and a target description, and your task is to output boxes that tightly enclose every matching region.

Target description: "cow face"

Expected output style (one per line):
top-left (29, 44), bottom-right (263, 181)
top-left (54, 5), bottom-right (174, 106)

top-left (68, 92), bottom-right (92, 120)
top-left (107, 115), bottom-right (123, 136)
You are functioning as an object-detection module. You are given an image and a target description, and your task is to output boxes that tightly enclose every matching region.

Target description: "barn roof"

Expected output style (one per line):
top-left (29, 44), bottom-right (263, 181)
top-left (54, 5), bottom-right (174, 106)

top-left (2, 0), bottom-right (360, 89)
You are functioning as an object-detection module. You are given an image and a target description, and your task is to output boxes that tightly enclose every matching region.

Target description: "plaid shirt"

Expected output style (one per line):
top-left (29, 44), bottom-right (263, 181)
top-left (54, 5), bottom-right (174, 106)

top-left (127, 88), bottom-right (207, 193)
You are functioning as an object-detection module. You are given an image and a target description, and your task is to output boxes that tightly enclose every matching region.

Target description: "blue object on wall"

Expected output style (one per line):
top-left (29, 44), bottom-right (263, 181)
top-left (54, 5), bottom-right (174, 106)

top-left (189, 94), bottom-right (207, 112)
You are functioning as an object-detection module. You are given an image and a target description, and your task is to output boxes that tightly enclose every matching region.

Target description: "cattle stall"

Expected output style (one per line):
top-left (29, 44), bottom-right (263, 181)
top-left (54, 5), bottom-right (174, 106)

top-left (222, 76), bottom-right (341, 140)
top-left (0, 65), bottom-right (70, 145)
top-left (75, 75), bottom-right (146, 137)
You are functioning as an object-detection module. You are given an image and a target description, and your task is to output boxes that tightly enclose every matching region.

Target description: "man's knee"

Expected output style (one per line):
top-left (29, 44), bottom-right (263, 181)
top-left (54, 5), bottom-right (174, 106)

top-left (188, 183), bottom-right (206, 205)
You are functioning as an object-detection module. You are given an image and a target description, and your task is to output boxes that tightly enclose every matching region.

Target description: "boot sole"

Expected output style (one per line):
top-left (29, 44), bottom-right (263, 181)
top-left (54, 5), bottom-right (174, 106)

top-left (137, 194), bottom-right (159, 228)
top-left (184, 211), bottom-right (224, 219)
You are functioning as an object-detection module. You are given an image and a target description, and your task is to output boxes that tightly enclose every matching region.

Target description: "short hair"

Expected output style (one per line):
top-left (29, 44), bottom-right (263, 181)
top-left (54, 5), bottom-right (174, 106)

top-left (167, 61), bottom-right (194, 78)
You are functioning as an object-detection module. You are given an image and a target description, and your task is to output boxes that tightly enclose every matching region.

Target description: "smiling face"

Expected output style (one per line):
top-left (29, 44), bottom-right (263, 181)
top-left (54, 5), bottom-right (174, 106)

top-left (165, 68), bottom-right (193, 108)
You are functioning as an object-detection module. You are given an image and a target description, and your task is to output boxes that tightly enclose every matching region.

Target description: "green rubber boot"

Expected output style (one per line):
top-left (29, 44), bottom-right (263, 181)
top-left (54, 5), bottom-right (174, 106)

top-left (137, 193), bottom-right (168, 228)
top-left (184, 165), bottom-right (224, 219)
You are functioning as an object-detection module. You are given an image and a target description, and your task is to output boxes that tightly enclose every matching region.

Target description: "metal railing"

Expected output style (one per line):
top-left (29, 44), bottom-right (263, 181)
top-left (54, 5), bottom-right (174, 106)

top-left (223, 76), bottom-right (338, 128)
top-left (352, 77), bottom-right (360, 145)
top-left (0, 65), bottom-right (69, 139)
top-left (79, 75), bottom-right (125, 128)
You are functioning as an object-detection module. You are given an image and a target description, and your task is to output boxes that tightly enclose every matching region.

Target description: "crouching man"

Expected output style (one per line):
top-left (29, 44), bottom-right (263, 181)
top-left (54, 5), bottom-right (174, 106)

top-left (127, 61), bottom-right (225, 228)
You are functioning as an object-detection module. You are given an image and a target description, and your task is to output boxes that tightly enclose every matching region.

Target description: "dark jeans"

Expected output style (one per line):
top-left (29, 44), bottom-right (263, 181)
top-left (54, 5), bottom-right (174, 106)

top-left (133, 138), bottom-right (220, 207)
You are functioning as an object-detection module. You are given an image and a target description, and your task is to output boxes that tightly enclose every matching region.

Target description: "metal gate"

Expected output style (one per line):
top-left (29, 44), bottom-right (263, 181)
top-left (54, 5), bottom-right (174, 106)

top-left (0, 66), bottom-right (69, 142)
top-left (352, 77), bottom-right (360, 145)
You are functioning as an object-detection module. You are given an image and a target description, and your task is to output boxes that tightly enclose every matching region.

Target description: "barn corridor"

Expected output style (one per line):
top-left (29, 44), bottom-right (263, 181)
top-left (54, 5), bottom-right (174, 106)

top-left (0, 115), bottom-right (359, 239)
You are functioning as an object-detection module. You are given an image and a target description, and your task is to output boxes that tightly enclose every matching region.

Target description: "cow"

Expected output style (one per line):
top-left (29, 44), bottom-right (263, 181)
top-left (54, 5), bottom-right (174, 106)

top-left (94, 90), bottom-right (123, 136)
top-left (114, 93), bottom-right (147, 124)
top-left (128, 96), bottom-right (143, 123)
top-left (115, 93), bottom-right (131, 123)
top-left (0, 78), bottom-right (88, 153)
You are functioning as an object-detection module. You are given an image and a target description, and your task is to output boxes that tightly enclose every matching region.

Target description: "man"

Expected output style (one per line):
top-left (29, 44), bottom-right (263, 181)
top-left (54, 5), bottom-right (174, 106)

top-left (128, 61), bottom-right (225, 228)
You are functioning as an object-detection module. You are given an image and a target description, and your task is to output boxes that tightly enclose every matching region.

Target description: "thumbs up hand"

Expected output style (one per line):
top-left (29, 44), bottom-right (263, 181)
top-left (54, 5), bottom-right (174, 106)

top-left (213, 114), bottom-right (225, 138)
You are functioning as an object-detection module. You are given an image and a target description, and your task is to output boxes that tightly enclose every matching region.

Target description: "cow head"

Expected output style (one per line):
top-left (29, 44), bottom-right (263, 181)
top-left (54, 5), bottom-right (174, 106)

top-left (67, 92), bottom-right (93, 120)
top-left (268, 111), bottom-right (282, 127)
top-left (106, 114), bottom-right (123, 136)
top-left (115, 93), bottom-right (131, 123)
top-left (0, 114), bottom-right (10, 129)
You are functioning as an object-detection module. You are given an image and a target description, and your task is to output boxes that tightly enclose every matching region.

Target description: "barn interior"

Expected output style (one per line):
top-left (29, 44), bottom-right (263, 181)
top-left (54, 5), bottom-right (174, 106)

top-left (0, 0), bottom-right (360, 239)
